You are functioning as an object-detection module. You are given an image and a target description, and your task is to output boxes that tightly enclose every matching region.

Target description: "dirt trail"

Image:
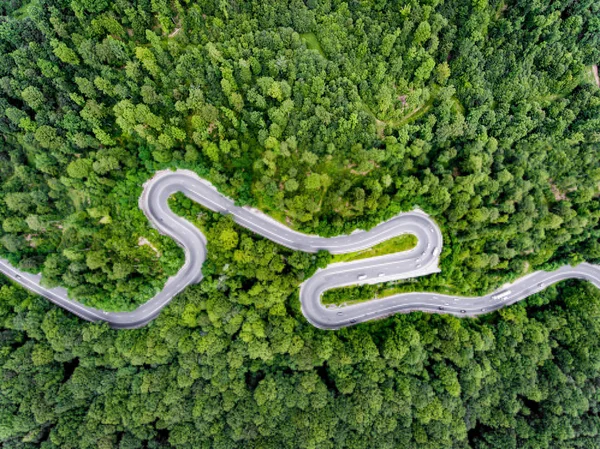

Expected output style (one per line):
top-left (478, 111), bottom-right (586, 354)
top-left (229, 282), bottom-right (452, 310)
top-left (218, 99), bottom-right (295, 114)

top-left (138, 237), bottom-right (161, 257)
top-left (593, 65), bottom-right (600, 88)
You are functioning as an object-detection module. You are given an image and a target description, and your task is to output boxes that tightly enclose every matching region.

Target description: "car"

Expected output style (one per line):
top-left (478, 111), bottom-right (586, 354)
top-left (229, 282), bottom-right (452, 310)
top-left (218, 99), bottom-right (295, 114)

top-left (453, 297), bottom-right (459, 301)
top-left (337, 311), bottom-right (343, 316)
top-left (429, 227), bottom-right (434, 233)
top-left (491, 290), bottom-right (512, 301)
top-left (357, 274), bottom-right (367, 281)
top-left (16, 274), bottom-right (21, 280)
top-left (438, 306), bottom-right (445, 311)
top-left (416, 263), bottom-right (422, 268)
top-left (538, 282), bottom-right (545, 288)
top-left (480, 308), bottom-right (486, 312)
top-left (460, 310), bottom-right (466, 313)
top-left (378, 273), bottom-right (385, 277)
top-left (350, 319), bottom-right (356, 323)
top-left (444, 302), bottom-right (450, 306)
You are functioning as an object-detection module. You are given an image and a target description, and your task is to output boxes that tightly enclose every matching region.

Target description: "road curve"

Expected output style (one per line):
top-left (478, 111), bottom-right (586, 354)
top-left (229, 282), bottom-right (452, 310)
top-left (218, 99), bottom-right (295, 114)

top-left (1, 169), bottom-right (599, 329)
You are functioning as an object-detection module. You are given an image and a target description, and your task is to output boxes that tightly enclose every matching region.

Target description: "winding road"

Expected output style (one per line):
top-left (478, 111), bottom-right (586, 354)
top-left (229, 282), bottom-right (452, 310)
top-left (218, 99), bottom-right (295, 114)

top-left (1, 169), bottom-right (599, 329)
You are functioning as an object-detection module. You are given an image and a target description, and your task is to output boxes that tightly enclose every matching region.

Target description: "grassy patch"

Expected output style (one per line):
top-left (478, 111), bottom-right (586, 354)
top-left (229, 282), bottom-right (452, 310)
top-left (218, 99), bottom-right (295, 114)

top-left (322, 277), bottom-right (462, 306)
top-left (395, 102), bottom-right (433, 126)
top-left (300, 33), bottom-right (326, 58)
top-left (378, 281), bottom-right (461, 299)
top-left (11, 0), bottom-right (35, 18)
top-left (322, 284), bottom-right (378, 305)
top-left (451, 96), bottom-right (465, 115)
top-left (330, 234), bottom-right (417, 264)
top-left (67, 189), bottom-right (89, 211)
top-left (583, 65), bottom-right (600, 88)
top-left (495, 1), bottom-right (507, 19)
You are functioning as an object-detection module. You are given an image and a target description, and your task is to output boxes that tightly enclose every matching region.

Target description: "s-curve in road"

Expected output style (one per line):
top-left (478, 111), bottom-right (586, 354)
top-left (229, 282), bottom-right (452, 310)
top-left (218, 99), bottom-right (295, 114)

top-left (1, 169), bottom-right (600, 329)
top-left (301, 263), bottom-right (600, 329)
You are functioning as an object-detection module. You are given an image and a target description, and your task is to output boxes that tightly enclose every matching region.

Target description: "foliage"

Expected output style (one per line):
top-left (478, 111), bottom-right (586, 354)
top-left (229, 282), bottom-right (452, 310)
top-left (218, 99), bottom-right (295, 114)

top-left (329, 234), bottom-right (417, 264)
top-left (1, 0), bottom-right (600, 446)
top-left (0, 0), bottom-right (599, 310)
top-left (2, 275), bottom-right (600, 448)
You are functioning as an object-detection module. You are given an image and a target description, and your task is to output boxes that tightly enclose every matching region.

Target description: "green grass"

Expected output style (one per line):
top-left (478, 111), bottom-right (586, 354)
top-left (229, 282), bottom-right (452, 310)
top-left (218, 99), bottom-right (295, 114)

top-left (395, 102), bottom-right (434, 127)
top-left (583, 65), bottom-right (599, 88)
top-left (378, 282), bottom-right (460, 299)
top-left (330, 234), bottom-right (417, 263)
top-left (11, 0), bottom-right (35, 18)
top-left (322, 277), bottom-right (462, 306)
top-left (360, 85), bottom-right (447, 131)
top-left (322, 284), bottom-right (378, 305)
top-left (67, 189), bottom-right (90, 211)
top-left (495, 1), bottom-right (507, 19)
top-left (300, 33), bottom-right (326, 58)
top-left (451, 97), bottom-right (465, 115)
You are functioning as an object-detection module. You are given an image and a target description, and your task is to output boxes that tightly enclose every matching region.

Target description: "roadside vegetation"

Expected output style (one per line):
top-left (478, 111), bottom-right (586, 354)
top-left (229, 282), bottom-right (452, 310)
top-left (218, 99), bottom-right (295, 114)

top-left (1, 0), bottom-right (600, 447)
top-left (1, 0), bottom-right (598, 311)
top-left (329, 234), bottom-right (417, 264)
top-left (300, 32), bottom-right (327, 58)
top-left (3, 274), bottom-right (600, 449)
top-left (322, 278), bottom-right (462, 306)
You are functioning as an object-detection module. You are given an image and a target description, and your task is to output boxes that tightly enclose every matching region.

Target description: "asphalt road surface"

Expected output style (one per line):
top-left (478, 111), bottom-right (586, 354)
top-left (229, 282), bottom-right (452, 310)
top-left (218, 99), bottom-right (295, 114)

top-left (1, 169), bottom-right (599, 329)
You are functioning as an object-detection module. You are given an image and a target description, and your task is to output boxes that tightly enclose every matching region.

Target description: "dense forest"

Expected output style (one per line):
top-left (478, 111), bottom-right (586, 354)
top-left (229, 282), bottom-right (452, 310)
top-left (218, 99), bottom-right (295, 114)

top-left (4, 268), bottom-right (600, 448)
top-left (1, 0), bottom-right (600, 447)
